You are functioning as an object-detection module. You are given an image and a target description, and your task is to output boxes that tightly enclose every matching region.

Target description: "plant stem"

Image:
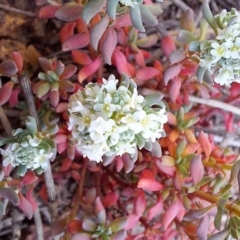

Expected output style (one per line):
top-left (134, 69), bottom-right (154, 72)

top-left (0, 106), bottom-right (13, 136)
top-left (19, 75), bottom-right (58, 222)
top-left (193, 190), bottom-right (219, 203)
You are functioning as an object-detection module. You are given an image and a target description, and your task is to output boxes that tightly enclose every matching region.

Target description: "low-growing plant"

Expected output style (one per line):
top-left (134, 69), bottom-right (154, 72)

top-left (0, 0), bottom-right (240, 239)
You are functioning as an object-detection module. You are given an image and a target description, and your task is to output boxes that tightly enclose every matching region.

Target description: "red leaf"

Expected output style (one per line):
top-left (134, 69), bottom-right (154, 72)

top-left (101, 28), bottom-right (117, 65)
top-left (0, 60), bottom-right (18, 77)
top-left (62, 34), bottom-right (90, 51)
top-left (12, 52), bottom-right (23, 73)
top-left (137, 178), bottom-right (164, 191)
top-left (78, 57), bottom-right (101, 83)
top-left (71, 170), bottom-right (81, 181)
top-left (38, 57), bottom-right (52, 72)
top-left (49, 90), bottom-right (59, 107)
top-left (161, 35), bottom-right (176, 57)
top-left (162, 198), bottom-right (181, 230)
top-left (135, 67), bottom-right (159, 86)
top-left (114, 14), bottom-right (132, 28)
top-left (140, 169), bottom-right (155, 179)
top-left (169, 77), bottom-right (181, 103)
top-left (9, 88), bottom-right (21, 107)
top-left (197, 215), bottom-right (209, 240)
top-left (35, 0), bottom-right (47, 6)
top-left (112, 49), bottom-right (135, 77)
top-left (122, 154), bottom-right (134, 173)
top-left (39, 5), bottom-right (61, 18)
top-left (134, 191), bottom-right (146, 217)
top-left (164, 64), bottom-right (181, 85)
top-left (67, 220), bottom-right (82, 234)
top-left (103, 192), bottom-right (118, 208)
top-left (54, 134), bottom-right (68, 144)
top-left (55, 102), bottom-right (68, 113)
top-left (72, 50), bottom-right (92, 65)
top-left (21, 171), bottom-right (38, 186)
top-left (0, 81), bottom-right (14, 105)
top-left (197, 131), bottom-right (211, 158)
top-left (155, 159), bottom-right (176, 176)
top-left (190, 155), bottom-right (204, 185)
top-left (60, 22), bottom-right (76, 43)
top-left (147, 198), bottom-right (163, 220)
top-left (55, 5), bottom-right (82, 22)
top-left (18, 192), bottom-right (34, 219)
top-left (60, 64), bottom-right (77, 79)
top-left (125, 214), bottom-right (139, 230)
top-left (26, 187), bottom-right (37, 211)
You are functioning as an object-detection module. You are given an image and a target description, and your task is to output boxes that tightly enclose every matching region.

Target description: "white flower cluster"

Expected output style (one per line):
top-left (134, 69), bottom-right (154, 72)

top-left (68, 75), bottom-right (167, 162)
top-left (120, 0), bottom-right (137, 7)
top-left (199, 9), bottom-right (240, 86)
top-left (0, 130), bottom-right (53, 175)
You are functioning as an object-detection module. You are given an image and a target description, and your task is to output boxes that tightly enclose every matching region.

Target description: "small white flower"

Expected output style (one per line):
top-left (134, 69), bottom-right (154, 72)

top-left (120, 0), bottom-right (137, 7)
top-left (214, 67), bottom-right (233, 86)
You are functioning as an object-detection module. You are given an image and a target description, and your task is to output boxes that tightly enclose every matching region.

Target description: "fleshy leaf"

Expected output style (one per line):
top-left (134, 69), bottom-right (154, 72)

top-left (106, 0), bottom-right (119, 19)
top-left (39, 5), bottom-right (61, 18)
top-left (161, 35), bottom-right (176, 57)
top-left (162, 198), bottom-right (181, 230)
top-left (137, 178), bottom-right (164, 191)
top-left (135, 67), bottom-right (159, 86)
top-left (122, 154), bottom-right (134, 173)
top-left (81, 0), bottom-right (107, 24)
top-left (0, 187), bottom-right (19, 205)
top-left (169, 49), bottom-right (187, 65)
top-left (152, 141), bottom-right (162, 157)
top-left (190, 155), bottom-right (204, 185)
top-left (55, 5), bottom-right (82, 22)
top-left (177, 30), bottom-right (197, 43)
top-left (0, 81), bottom-right (14, 105)
top-left (180, 9), bottom-right (195, 32)
top-left (72, 50), bottom-right (92, 65)
top-left (62, 34), bottom-right (90, 51)
top-left (72, 233), bottom-right (92, 240)
top-left (140, 5), bottom-right (158, 26)
top-left (60, 22), bottom-right (76, 43)
top-left (36, 82), bottom-right (51, 98)
top-left (91, 14), bottom-right (109, 50)
top-left (207, 229), bottom-right (228, 240)
top-left (197, 215), bottom-right (209, 240)
top-left (136, 34), bottom-right (158, 48)
top-left (94, 197), bottom-right (106, 225)
top-left (164, 64), bottom-right (181, 85)
top-left (169, 77), bottom-right (181, 103)
top-left (147, 198), bottom-right (163, 220)
top-left (130, 4), bottom-right (145, 32)
top-left (110, 217), bottom-right (126, 232)
top-left (202, 0), bottom-right (217, 34)
top-left (102, 28), bottom-right (117, 65)
top-left (134, 191), bottom-right (146, 217)
top-left (61, 64), bottom-right (77, 79)
top-left (197, 131), bottom-right (211, 158)
top-left (78, 57), bottom-right (101, 83)
top-left (12, 52), bottom-right (23, 73)
top-left (0, 60), bottom-right (18, 77)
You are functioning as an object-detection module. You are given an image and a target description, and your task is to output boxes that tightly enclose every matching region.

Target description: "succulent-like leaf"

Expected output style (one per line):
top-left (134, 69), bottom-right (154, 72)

top-left (169, 49), bottom-right (187, 65)
top-left (62, 34), bottom-right (90, 51)
top-left (91, 14), bottom-right (109, 50)
top-left (202, 0), bottom-right (217, 35)
top-left (12, 52), bottom-right (23, 73)
top-left (207, 229), bottom-right (228, 240)
top-left (95, 197), bottom-right (106, 225)
top-left (36, 82), bottom-right (51, 98)
top-left (161, 35), bottom-right (176, 57)
top-left (72, 233), bottom-right (92, 240)
top-left (71, 50), bottom-right (92, 65)
top-left (0, 187), bottom-right (19, 205)
top-left (189, 41), bottom-right (200, 52)
top-left (136, 34), bottom-right (158, 48)
top-left (140, 5), bottom-right (158, 26)
top-left (61, 64), bottom-right (77, 79)
top-left (164, 64), bottom-right (181, 85)
top-left (112, 230), bottom-right (127, 240)
top-left (39, 5), bottom-right (61, 18)
top-left (134, 191), bottom-right (146, 217)
top-left (169, 77), bottom-right (181, 103)
top-left (81, 0), bottom-right (107, 24)
top-left (177, 30), bottom-right (197, 43)
top-left (26, 116), bottom-right (37, 135)
top-left (130, 4), bottom-right (145, 32)
top-left (55, 5), bottom-right (82, 22)
top-left (180, 9), bottom-right (195, 33)
top-left (137, 178), bottom-right (164, 191)
top-left (0, 60), bottom-right (18, 77)
top-left (110, 217), bottom-right (126, 232)
top-left (122, 154), bottom-right (134, 173)
top-left (147, 198), bottom-right (163, 220)
top-left (197, 215), bottom-right (209, 240)
top-left (78, 57), bottom-right (101, 83)
top-left (152, 141), bottom-right (162, 157)
top-left (0, 81), bottom-right (14, 105)
top-left (135, 67), bottom-right (159, 86)
top-left (106, 0), bottom-right (119, 19)
top-left (60, 22), bottom-right (76, 43)
top-left (102, 28), bottom-right (117, 65)
top-left (197, 131), bottom-right (211, 158)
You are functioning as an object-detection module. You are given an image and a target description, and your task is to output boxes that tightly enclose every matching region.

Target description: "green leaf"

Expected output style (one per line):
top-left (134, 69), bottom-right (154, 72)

top-left (130, 4), bottom-right (145, 32)
top-left (169, 49), bottom-right (187, 65)
top-left (38, 72), bottom-right (48, 80)
top-left (152, 141), bottom-right (162, 157)
top-left (26, 116), bottom-right (37, 135)
top-left (228, 160), bottom-right (240, 185)
top-left (109, 217), bottom-right (127, 232)
top-left (189, 41), bottom-right (200, 52)
top-left (0, 138), bottom-right (15, 146)
top-left (144, 141), bottom-right (152, 151)
top-left (106, 0), bottom-right (119, 19)
top-left (81, 0), bottom-right (107, 24)
top-left (214, 211), bottom-right (222, 231)
top-left (0, 187), bottom-right (19, 205)
top-left (139, 5), bottom-right (158, 26)
top-left (136, 134), bottom-right (145, 149)
top-left (177, 30), bottom-right (197, 43)
top-left (17, 165), bottom-right (27, 177)
top-left (142, 94), bottom-right (164, 108)
top-left (196, 66), bottom-right (207, 83)
top-left (181, 116), bottom-right (200, 129)
top-left (36, 82), bottom-right (51, 98)
top-left (202, 0), bottom-right (218, 35)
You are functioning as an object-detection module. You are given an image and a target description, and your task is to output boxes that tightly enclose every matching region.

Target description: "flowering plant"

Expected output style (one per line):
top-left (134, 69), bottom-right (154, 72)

top-left (68, 74), bottom-right (167, 162)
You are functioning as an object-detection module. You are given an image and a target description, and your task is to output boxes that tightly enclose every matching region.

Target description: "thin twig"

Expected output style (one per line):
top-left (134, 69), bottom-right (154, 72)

top-left (19, 75), bottom-right (58, 223)
top-left (34, 207), bottom-right (44, 240)
top-left (12, 208), bottom-right (21, 240)
top-left (0, 3), bottom-right (36, 17)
